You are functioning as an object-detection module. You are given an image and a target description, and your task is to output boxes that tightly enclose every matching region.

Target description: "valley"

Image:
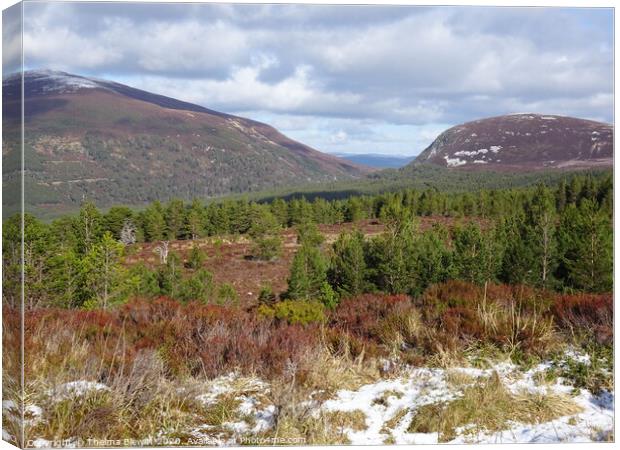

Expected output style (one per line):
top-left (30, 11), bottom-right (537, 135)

top-left (2, 4), bottom-right (615, 448)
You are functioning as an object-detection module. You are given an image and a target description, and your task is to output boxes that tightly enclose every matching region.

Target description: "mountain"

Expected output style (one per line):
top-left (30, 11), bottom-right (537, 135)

top-left (2, 70), bottom-right (370, 215)
top-left (330, 153), bottom-right (416, 169)
top-left (413, 113), bottom-right (613, 171)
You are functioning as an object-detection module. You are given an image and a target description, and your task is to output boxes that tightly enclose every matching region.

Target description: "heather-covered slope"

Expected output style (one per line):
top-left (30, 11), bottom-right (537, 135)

top-left (2, 70), bottom-right (369, 215)
top-left (413, 113), bottom-right (613, 171)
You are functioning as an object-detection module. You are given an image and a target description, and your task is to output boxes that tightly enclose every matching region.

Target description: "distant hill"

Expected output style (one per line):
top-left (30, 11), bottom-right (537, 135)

top-left (413, 113), bottom-right (613, 171)
top-left (330, 153), bottom-right (416, 169)
top-left (2, 70), bottom-right (370, 216)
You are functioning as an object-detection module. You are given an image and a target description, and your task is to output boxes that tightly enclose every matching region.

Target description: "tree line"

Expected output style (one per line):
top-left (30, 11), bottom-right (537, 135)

top-left (2, 172), bottom-right (612, 309)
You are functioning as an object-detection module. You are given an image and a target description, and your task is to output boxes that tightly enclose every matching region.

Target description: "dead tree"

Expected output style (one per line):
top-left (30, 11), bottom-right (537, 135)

top-left (155, 241), bottom-right (170, 264)
top-left (120, 219), bottom-right (137, 245)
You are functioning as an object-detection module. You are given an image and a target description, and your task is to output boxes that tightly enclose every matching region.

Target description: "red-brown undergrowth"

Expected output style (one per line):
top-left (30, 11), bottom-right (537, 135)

top-left (10, 282), bottom-right (612, 387)
top-left (17, 297), bottom-right (321, 383)
top-left (552, 292), bottom-right (613, 344)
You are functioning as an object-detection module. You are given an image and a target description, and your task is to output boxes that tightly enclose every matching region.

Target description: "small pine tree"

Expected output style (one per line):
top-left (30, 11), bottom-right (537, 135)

top-left (452, 223), bottom-right (501, 285)
top-left (81, 232), bottom-right (127, 309)
top-left (558, 200), bottom-right (612, 292)
top-left (158, 252), bottom-right (183, 299)
top-left (186, 244), bottom-right (207, 270)
top-left (179, 269), bottom-right (214, 303)
top-left (249, 211), bottom-right (282, 261)
top-left (217, 283), bottom-right (239, 305)
top-left (287, 244), bottom-right (329, 301)
top-left (329, 230), bottom-right (368, 297)
top-left (142, 201), bottom-right (166, 241)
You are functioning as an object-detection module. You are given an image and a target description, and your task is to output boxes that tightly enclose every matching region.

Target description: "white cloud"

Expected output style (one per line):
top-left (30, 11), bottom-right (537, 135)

top-left (17, 3), bottom-right (613, 154)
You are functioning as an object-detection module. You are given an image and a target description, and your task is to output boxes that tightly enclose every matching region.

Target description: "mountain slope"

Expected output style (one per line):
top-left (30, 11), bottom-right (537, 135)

top-left (413, 113), bottom-right (613, 171)
top-left (2, 70), bottom-right (370, 214)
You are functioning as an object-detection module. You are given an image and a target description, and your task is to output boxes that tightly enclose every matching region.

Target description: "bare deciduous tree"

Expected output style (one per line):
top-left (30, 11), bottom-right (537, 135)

top-left (155, 241), bottom-right (170, 264)
top-left (120, 219), bottom-right (137, 245)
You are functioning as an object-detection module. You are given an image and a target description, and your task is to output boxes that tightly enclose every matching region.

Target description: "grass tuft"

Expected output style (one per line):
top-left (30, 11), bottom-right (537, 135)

top-left (407, 372), bottom-right (582, 442)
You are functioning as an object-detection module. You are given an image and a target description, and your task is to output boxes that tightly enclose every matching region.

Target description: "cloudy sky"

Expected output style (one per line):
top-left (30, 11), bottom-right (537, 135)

top-left (11, 2), bottom-right (615, 155)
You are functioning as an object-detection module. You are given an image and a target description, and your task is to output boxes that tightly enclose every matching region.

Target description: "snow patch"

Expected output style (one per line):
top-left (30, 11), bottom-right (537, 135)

top-left (48, 381), bottom-right (109, 400)
top-left (454, 149), bottom-right (488, 157)
top-left (444, 156), bottom-right (467, 167)
top-left (195, 373), bottom-right (276, 437)
top-left (319, 353), bottom-right (613, 445)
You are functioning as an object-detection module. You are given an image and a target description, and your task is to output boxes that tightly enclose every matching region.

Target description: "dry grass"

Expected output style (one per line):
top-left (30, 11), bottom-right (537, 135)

top-left (259, 378), bottom-right (350, 445)
top-left (381, 408), bottom-right (408, 432)
top-left (445, 370), bottom-right (477, 388)
top-left (324, 409), bottom-right (368, 431)
top-left (375, 307), bottom-right (423, 354)
top-left (476, 297), bottom-right (560, 358)
top-left (27, 350), bottom-right (208, 442)
top-left (295, 346), bottom-right (382, 396)
top-left (407, 372), bottom-right (582, 442)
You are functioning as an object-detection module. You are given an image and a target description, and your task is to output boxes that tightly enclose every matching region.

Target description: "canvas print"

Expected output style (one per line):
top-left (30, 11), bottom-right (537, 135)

top-left (1, 1), bottom-right (614, 447)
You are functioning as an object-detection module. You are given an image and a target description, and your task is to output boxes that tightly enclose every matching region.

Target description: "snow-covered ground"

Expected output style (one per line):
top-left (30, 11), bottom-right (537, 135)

top-left (320, 359), bottom-right (613, 444)
top-left (9, 351), bottom-right (613, 447)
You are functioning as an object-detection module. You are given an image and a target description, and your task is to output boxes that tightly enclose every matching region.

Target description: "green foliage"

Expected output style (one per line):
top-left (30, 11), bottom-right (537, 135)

top-left (410, 226), bottom-right (454, 294)
top-left (258, 283), bottom-right (277, 305)
top-left (186, 245), bottom-right (207, 270)
top-left (184, 198), bottom-right (205, 240)
top-left (547, 345), bottom-right (613, 395)
top-left (296, 221), bottom-right (325, 247)
top-left (249, 210), bottom-right (283, 261)
top-left (287, 244), bottom-right (329, 301)
top-left (367, 220), bottom-right (419, 295)
top-left (329, 230), bottom-right (369, 297)
top-left (165, 199), bottom-right (186, 240)
top-left (158, 252), bottom-right (183, 299)
top-left (498, 215), bottom-right (538, 285)
top-left (103, 206), bottom-right (135, 241)
top-left (557, 200), bottom-right (613, 292)
top-left (142, 201), bottom-right (166, 241)
top-left (252, 235), bottom-right (283, 261)
top-left (258, 300), bottom-right (326, 325)
top-left (179, 269), bottom-right (215, 303)
top-left (75, 201), bottom-right (103, 253)
top-left (216, 283), bottom-right (239, 305)
top-left (452, 223), bottom-right (502, 285)
top-left (2, 171), bottom-right (612, 312)
top-left (319, 282), bottom-right (339, 309)
top-left (81, 232), bottom-right (127, 309)
top-left (47, 248), bottom-right (85, 308)
top-left (126, 263), bottom-right (161, 298)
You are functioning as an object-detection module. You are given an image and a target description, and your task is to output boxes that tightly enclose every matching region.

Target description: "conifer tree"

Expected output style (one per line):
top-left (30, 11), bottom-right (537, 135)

top-left (82, 232), bottom-right (126, 309)
top-left (329, 230), bottom-right (368, 296)
top-left (142, 201), bottom-right (166, 241)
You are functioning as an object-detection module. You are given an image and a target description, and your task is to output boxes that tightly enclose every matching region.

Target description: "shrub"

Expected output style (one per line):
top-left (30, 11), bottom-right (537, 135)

top-left (185, 245), bottom-right (207, 270)
top-left (251, 235), bottom-right (283, 261)
top-left (258, 283), bottom-right (277, 305)
top-left (319, 282), bottom-right (339, 309)
top-left (216, 283), bottom-right (239, 305)
top-left (330, 293), bottom-right (412, 341)
top-left (552, 293), bottom-right (613, 345)
top-left (416, 281), bottom-right (560, 359)
top-left (178, 269), bottom-right (214, 303)
top-left (260, 300), bottom-right (326, 326)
